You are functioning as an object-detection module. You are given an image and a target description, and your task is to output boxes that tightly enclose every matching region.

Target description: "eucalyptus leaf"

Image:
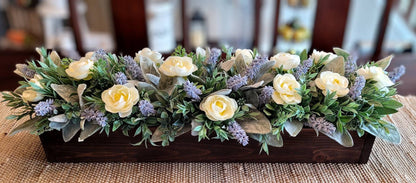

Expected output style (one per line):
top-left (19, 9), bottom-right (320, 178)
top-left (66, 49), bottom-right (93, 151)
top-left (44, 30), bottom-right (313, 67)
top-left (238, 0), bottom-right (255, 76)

top-left (48, 114), bottom-right (68, 123)
top-left (78, 123), bottom-right (101, 142)
top-left (374, 55), bottom-right (393, 70)
top-left (249, 133), bottom-right (283, 147)
top-left (322, 129), bottom-right (354, 147)
top-left (361, 122), bottom-right (401, 144)
top-left (49, 121), bottom-right (69, 130)
top-left (220, 59), bottom-right (235, 71)
top-left (51, 84), bottom-right (78, 104)
top-left (237, 108), bottom-right (272, 134)
top-left (62, 121), bottom-right (81, 142)
top-left (320, 56), bottom-right (345, 75)
top-left (146, 73), bottom-right (160, 86)
top-left (77, 84), bottom-right (87, 108)
top-left (9, 116), bottom-right (43, 136)
top-left (284, 120), bottom-right (303, 137)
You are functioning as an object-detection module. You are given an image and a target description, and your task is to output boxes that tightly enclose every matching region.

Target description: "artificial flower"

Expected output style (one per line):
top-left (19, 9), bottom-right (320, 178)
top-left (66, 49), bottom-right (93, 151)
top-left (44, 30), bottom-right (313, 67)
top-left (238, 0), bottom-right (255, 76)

top-left (101, 84), bottom-right (140, 118)
top-left (21, 89), bottom-right (43, 102)
top-left (65, 57), bottom-right (94, 80)
top-left (135, 48), bottom-right (163, 66)
top-left (159, 56), bottom-right (197, 77)
top-left (235, 49), bottom-right (256, 65)
top-left (200, 95), bottom-right (238, 121)
top-left (272, 74), bottom-right (302, 104)
top-left (270, 52), bottom-right (300, 70)
top-left (357, 66), bottom-right (393, 89)
top-left (315, 71), bottom-right (349, 98)
top-left (311, 50), bottom-right (337, 64)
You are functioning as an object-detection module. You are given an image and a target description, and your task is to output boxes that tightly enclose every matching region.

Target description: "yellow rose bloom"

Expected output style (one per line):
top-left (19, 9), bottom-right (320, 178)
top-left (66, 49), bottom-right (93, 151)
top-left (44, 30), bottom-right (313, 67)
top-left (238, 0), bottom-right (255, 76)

top-left (200, 95), bottom-right (238, 121)
top-left (311, 50), bottom-right (337, 64)
top-left (159, 56), bottom-right (197, 77)
top-left (272, 74), bottom-right (302, 105)
top-left (315, 71), bottom-right (349, 98)
top-left (101, 84), bottom-right (140, 118)
top-left (22, 89), bottom-right (43, 102)
top-left (65, 57), bottom-right (94, 80)
top-left (356, 66), bottom-right (393, 89)
top-left (135, 48), bottom-right (163, 66)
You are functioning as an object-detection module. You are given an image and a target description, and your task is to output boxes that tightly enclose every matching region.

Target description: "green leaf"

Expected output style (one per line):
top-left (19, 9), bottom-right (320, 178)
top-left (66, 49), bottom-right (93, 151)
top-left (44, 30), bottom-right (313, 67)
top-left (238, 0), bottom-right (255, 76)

top-left (374, 55), bottom-right (393, 70)
top-left (374, 107), bottom-right (398, 115)
top-left (112, 121), bottom-right (121, 132)
top-left (299, 49), bottom-right (308, 61)
top-left (381, 99), bottom-right (403, 109)
top-left (284, 120), bottom-right (303, 137)
top-left (322, 129), bottom-right (354, 147)
top-left (333, 47), bottom-right (350, 59)
top-left (320, 56), bottom-right (345, 75)
top-left (361, 122), bottom-right (401, 144)
top-left (9, 116), bottom-right (43, 136)
top-left (250, 133), bottom-right (283, 147)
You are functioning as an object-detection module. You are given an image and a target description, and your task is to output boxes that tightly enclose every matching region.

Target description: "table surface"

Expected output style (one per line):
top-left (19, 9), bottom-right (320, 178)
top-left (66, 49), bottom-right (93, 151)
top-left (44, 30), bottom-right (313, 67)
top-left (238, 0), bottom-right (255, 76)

top-left (1, 95), bottom-right (416, 183)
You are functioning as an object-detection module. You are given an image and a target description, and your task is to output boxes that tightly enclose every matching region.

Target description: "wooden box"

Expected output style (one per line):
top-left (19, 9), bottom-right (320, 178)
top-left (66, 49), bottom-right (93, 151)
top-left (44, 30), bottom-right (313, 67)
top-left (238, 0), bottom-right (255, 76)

top-left (39, 128), bottom-right (375, 163)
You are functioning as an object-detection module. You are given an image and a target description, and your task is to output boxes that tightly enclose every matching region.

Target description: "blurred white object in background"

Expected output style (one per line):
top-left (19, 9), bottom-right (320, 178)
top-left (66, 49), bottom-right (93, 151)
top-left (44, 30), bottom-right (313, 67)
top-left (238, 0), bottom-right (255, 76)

top-left (145, 0), bottom-right (176, 53)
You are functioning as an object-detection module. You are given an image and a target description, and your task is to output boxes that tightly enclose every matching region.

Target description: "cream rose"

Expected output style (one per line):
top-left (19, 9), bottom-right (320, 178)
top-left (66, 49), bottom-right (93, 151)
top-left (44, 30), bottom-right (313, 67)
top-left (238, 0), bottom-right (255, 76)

top-left (200, 95), bottom-right (238, 121)
top-left (357, 66), bottom-right (393, 89)
top-left (196, 47), bottom-right (206, 59)
top-left (22, 89), bottom-right (43, 102)
top-left (315, 71), bottom-right (349, 98)
top-left (311, 50), bottom-right (337, 64)
top-left (159, 56), bottom-right (197, 77)
top-left (65, 57), bottom-right (94, 80)
top-left (272, 74), bottom-right (302, 105)
top-left (270, 52), bottom-right (300, 70)
top-left (235, 49), bottom-right (256, 65)
top-left (101, 84), bottom-right (140, 118)
top-left (135, 48), bottom-right (163, 65)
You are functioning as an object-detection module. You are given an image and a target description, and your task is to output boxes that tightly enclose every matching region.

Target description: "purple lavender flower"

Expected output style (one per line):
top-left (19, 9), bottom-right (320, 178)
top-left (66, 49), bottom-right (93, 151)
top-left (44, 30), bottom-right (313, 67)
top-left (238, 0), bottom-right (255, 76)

top-left (244, 56), bottom-right (268, 80)
top-left (206, 48), bottom-right (221, 65)
top-left (114, 72), bottom-right (128, 85)
top-left (139, 100), bottom-right (156, 116)
top-left (226, 74), bottom-right (248, 91)
top-left (183, 80), bottom-right (202, 101)
top-left (348, 76), bottom-right (366, 100)
top-left (294, 58), bottom-right (313, 80)
top-left (81, 106), bottom-right (108, 127)
top-left (345, 55), bottom-right (358, 77)
top-left (259, 86), bottom-right (274, 106)
top-left (308, 115), bottom-right (336, 134)
top-left (34, 99), bottom-right (55, 116)
top-left (123, 56), bottom-right (144, 81)
top-left (92, 49), bottom-right (108, 61)
top-left (389, 65), bottom-right (406, 83)
top-left (227, 121), bottom-right (249, 146)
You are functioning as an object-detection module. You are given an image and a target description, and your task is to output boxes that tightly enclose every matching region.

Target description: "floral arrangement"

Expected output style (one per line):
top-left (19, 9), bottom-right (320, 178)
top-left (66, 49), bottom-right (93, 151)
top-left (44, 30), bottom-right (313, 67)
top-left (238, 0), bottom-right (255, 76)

top-left (2, 46), bottom-right (405, 154)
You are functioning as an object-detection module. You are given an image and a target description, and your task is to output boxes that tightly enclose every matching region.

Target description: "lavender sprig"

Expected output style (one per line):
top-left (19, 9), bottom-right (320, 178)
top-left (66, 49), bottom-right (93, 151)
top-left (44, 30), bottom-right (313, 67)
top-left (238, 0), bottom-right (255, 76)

top-left (389, 65), bottom-right (406, 83)
top-left (244, 56), bottom-right (268, 80)
top-left (294, 58), bottom-right (313, 80)
top-left (139, 100), bottom-right (156, 117)
top-left (114, 72), bottom-right (128, 85)
top-left (227, 121), bottom-right (249, 146)
top-left (81, 106), bottom-right (108, 127)
top-left (123, 56), bottom-right (144, 81)
top-left (348, 76), bottom-right (366, 100)
top-left (34, 99), bottom-right (55, 116)
top-left (226, 74), bottom-right (248, 91)
top-left (259, 86), bottom-right (274, 106)
top-left (92, 49), bottom-right (108, 61)
top-left (206, 48), bottom-right (221, 66)
top-left (345, 55), bottom-right (358, 77)
top-left (183, 80), bottom-right (202, 101)
top-left (308, 115), bottom-right (336, 135)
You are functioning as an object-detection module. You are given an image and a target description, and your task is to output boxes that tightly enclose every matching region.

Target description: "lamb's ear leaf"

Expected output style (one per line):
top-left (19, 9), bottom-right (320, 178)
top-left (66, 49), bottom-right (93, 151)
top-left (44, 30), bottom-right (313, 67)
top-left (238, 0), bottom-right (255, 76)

top-left (9, 116), bottom-right (43, 136)
top-left (135, 81), bottom-right (158, 91)
top-left (51, 84), bottom-right (78, 104)
top-left (333, 47), bottom-right (350, 59)
top-left (146, 74), bottom-right (160, 86)
top-left (191, 120), bottom-right (203, 136)
top-left (252, 61), bottom-right (275, 83)
top-left (237, 108), bottom-right (272, 134)
top-left (361, 122), bottom-right (401, 144)
top-left (50, 51), bottom-right (61, 66)
top-left (235, 54), bottom-right (247, 74)
top-left (284, 120), bottom-right (303, 137)
top-left (78, 123), bottom-right (101, 142)
top-left (320, 56), bottom-right (345, 75)
top-left (220, 59), bottom-right (235, 71)
top-left (77, 84), bottom-right (87, 108)
top-left (140, 56), bottom-right (160, 77)
top-left (150, 126), bottom-right (164, 143)
top-left (62, 120), bottom-right (81, 142)
top-left (322, 129), bottom-right (354, 147)
top-left (374, 55), bottom-right (393, 70)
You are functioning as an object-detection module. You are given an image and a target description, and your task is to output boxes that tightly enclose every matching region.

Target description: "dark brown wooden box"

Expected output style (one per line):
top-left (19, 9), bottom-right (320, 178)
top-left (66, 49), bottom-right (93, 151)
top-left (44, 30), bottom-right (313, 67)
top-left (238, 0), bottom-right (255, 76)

top-left (39, 128), bottom-right (375, 163)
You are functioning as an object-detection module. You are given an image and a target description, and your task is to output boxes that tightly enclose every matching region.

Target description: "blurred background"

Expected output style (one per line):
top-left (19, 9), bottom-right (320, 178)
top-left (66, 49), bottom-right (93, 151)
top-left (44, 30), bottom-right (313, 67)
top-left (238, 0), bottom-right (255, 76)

top-left (0, 0), bottom-right (415, 94)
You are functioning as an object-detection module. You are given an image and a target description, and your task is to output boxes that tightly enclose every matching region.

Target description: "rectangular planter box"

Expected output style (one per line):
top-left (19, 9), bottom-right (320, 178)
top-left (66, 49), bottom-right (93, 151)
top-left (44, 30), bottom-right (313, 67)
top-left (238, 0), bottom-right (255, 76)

top-left (39, 128), bottom-right (375, 163)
